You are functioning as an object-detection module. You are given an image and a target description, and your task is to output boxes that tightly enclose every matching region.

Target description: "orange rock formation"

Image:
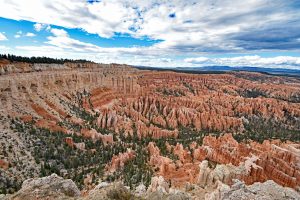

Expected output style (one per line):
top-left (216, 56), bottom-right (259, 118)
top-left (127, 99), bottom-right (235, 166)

top-left (106, 148), bottom-right (136, 173)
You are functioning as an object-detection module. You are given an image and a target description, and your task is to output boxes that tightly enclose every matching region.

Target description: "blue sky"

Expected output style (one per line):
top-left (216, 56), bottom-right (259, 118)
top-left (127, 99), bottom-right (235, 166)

top-left (0, 0), bottom-right (300, 69)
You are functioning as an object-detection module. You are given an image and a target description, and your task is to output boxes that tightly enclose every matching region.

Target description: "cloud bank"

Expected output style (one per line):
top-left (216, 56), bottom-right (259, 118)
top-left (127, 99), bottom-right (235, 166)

top-left (0, 0), bottom-right (300, 68)
top-left (184, 56), bottom-right (300, 69)
top-left (1, 0), bottom-right (300, 53)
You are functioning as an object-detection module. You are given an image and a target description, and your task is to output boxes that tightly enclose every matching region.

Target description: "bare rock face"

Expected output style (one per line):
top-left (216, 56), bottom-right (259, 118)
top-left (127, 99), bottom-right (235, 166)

top-left (147, 176), bottom-right (170, 194)
top-left (89, 179), bottom-right (191, 200)
top-left (204, 181), bottom-right (230, 200)
top-left (135, 183), bottom-right (146, 197)
top-left (205, 179), bottom-right (300, 200)
top-left (4, 173), bottom-right (300, 200)
top-left (83, 182), bottom-right (133, 200)
top-left (197, 160), bottom-right (247, 188)
top-left (6, 173), bottom-right (80, 200)
top-left (145, 190), bottom-right (191, 200)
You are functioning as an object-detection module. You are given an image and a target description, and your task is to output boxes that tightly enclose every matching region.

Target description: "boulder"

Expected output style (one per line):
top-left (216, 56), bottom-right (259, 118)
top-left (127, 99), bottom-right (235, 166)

top-left (7, 173), bottom-right (80, 200)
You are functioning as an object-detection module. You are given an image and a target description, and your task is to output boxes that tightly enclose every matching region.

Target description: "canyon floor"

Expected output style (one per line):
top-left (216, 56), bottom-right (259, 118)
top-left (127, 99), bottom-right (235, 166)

top-left (0, 60), bottom-right (299, 199)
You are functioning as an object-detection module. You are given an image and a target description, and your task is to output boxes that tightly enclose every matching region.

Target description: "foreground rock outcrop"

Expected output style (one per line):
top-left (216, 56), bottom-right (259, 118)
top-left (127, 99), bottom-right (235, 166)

top-left (3, 174), bottom-right (300, 200)
top-left (206, 179), bottom-right (300, 200)
top-left (5, 174), bottom-right (80, 200)
top-left (82, 182), bottom-right (133, 200)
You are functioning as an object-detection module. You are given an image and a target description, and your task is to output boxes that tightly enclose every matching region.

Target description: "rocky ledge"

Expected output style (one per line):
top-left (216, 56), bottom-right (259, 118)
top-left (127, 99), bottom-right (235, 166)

top-left (1, 174), bottom-right (299, 200)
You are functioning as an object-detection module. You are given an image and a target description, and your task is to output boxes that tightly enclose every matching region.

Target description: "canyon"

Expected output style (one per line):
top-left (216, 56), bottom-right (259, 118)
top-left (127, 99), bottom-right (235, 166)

top-left (0, 59), bottom-right (299, 198)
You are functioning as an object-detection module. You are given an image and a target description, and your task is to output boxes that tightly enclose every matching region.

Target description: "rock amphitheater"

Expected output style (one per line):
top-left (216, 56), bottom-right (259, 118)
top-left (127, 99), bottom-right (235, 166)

top-left (0, 60), bottom-right (299, 199)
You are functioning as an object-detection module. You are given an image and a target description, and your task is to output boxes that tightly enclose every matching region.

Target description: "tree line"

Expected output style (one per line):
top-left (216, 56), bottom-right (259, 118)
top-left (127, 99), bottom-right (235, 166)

top-left (0, 54), bottom-right (91, 64)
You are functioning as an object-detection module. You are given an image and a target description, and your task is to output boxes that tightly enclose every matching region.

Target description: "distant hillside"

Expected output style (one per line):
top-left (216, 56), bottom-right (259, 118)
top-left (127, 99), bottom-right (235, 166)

top-left (177, 66), bottom-right (300, 74)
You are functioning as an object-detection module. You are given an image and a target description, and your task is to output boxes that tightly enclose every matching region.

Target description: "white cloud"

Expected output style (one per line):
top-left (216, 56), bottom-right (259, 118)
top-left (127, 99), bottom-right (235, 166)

top-left (14, 31), bottom-right (21, 38)
top-left (25, 32), bottom-right (36, 37)
top-left (45, 28), bottom-right (103, 52)
top-left (12, 28), bottom-right (179, 66)
top-left (184, 56), bottom-right (300, 69)
top-left (184, 57), bottom-right (209, 64)
top-left (160, 58), bottom-right (172, 63)
top-left (34, 23), bottom-right (50, 31)
top-left (50, 28), bottom-right (68, 37)
top-left (14, 31), bottom-right (36, 38)
top-left (214, 56), bottom-right (300, 67)
top-left (42, 28), bottom-right (164, 56)
top-left (0, 0), bottom-right (138, 38)
top-left (34, 23), bottom-right (43, 31)
top-left (16, 45), bottom-right (63, 52)
top-left (0, 32), bottom-right (8, 41)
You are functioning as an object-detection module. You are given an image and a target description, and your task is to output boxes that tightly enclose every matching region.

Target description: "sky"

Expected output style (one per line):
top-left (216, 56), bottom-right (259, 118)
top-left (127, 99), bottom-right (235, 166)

top-left (0, 0), bottom-right (300, 69)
